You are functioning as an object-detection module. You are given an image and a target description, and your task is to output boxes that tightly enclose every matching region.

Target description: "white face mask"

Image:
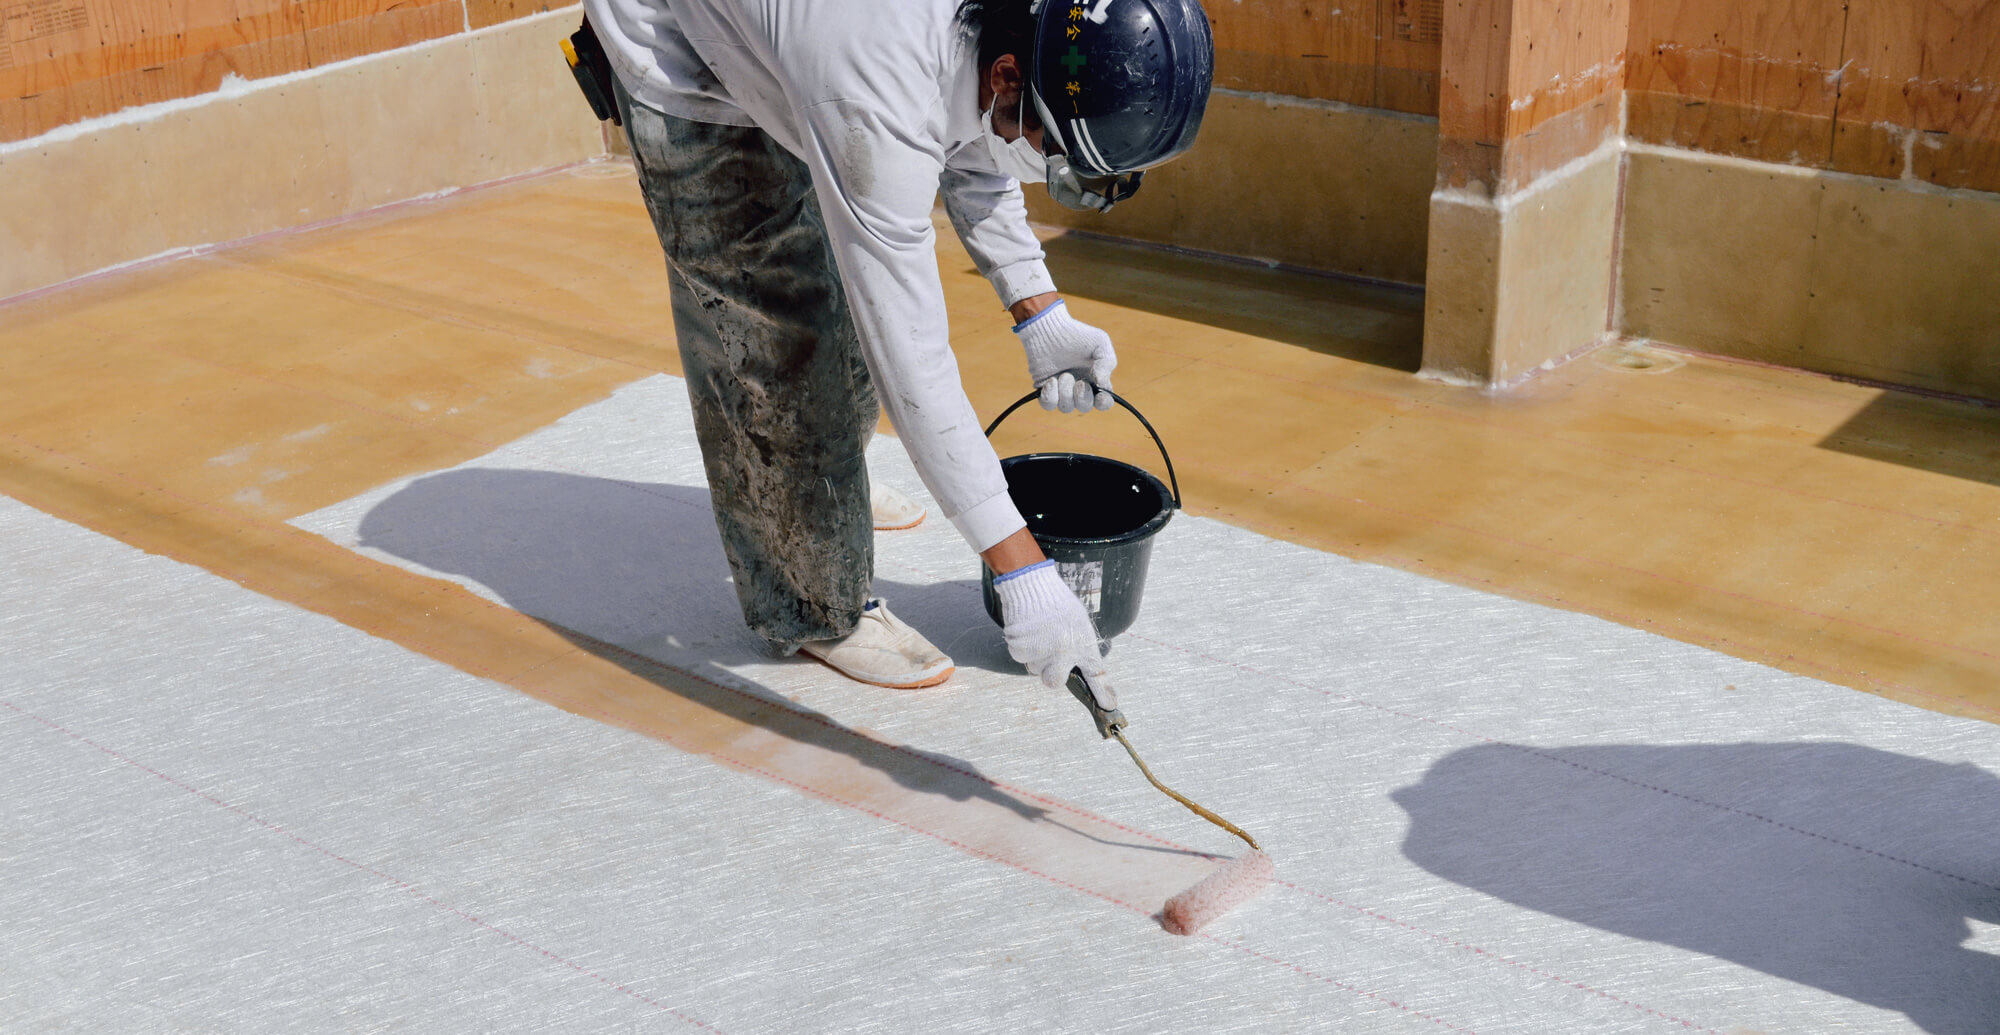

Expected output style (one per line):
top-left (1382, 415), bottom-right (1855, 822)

top-left (982, 93), bottom-right (1049, 185)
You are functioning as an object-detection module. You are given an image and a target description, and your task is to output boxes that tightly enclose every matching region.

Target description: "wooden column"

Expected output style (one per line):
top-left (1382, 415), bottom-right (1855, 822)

top-left (1421, 0), bottom-right (1630, 386)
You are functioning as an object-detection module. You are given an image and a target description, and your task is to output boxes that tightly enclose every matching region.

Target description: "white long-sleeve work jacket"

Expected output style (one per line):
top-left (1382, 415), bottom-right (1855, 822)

top-left (582, 0), bottom-right (1055, 552)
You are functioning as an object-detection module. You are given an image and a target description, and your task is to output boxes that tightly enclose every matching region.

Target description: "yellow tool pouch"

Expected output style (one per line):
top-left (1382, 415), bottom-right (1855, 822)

top-left (561, 17), bottom-right (621, 126)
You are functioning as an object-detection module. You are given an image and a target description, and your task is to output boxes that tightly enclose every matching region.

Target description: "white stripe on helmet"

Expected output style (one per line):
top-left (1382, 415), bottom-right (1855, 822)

top-left (1070, 120), bottom-right (1111, 174)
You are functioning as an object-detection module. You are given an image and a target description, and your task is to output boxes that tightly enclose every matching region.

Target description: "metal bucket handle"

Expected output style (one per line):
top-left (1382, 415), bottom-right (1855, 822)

top-left (982, 388), bottom-right (1182, 510)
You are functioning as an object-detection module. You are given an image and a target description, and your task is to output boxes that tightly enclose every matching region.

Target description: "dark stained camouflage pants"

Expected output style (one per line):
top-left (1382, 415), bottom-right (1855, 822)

top-left (617, 86), bottom-right (876, 653)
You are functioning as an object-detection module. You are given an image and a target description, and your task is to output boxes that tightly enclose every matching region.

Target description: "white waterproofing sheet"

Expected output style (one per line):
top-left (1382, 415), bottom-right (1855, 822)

top-left (5, 374), bottom-right (1999, 1034)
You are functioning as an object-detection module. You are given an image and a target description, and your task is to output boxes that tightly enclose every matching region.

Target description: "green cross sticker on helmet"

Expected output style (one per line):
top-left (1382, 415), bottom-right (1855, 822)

top-left (1024, 0), bottom-right (1216, 211)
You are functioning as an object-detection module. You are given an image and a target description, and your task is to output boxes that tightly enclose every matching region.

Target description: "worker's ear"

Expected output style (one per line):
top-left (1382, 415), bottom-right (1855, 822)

top-left (985, 53), bottom-right (1026, 100)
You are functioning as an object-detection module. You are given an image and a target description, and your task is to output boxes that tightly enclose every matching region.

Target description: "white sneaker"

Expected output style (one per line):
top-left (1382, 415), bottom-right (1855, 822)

top-left (871, 483), bottom-right (926, 530)
top-left (798, 599), bottom-right (954, 688)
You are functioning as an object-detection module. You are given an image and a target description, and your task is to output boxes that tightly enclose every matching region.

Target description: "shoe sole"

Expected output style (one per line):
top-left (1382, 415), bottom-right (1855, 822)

top-left (804, 654), bottom-right (955, 689)
top-left (872, 512), bottom-right (925, 531)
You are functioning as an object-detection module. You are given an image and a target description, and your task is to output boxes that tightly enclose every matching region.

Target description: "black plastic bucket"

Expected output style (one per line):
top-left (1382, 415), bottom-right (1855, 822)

top-left (979, 391), bottom-right (1182, 642)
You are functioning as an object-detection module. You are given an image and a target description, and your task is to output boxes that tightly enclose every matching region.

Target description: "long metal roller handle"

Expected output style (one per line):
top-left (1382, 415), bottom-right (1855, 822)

top-left (1111, 728), bottom-right (1260, 851)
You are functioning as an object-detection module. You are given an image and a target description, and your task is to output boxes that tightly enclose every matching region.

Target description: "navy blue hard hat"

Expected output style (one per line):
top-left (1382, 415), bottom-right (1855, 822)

top-left (1027, 0), bottom-right (1215, 178)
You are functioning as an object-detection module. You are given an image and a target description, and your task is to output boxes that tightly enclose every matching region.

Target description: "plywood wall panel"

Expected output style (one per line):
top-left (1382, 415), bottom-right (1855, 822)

top-left (2, 0), bottom-right (305, 102)
top-left (2, 34), bottom-right (309, 140)
top-left (7, 0), bottom-right (1452, 144)
top-left (1435, 0), bottom-right (1624, 191)
top-left (1438, 0), bottom-right (1511, 142)
top-left (1625, 91), bottom-right (1835, 166)
top-left (1505, 0), bottom-right (1627, 136)
top-left (466, 0), bottom-right (557, 32)
top-left (1832, 0), bottom-right (2000, 192)
top-left (1376, 0), bottom-right (1443, 113)
top-left (2, 11), bottom-right (605, 299)
top-left (1625, 0), bottom-right (1844, 165)
top-left (1626, 0), bottom-right (1845, 113)
top-left (1209, 0), bottom-right (1380, 108)
top-left (2, 0), bottom-right (471, 143)
top-left (300, 1), bottom-right (463, 68)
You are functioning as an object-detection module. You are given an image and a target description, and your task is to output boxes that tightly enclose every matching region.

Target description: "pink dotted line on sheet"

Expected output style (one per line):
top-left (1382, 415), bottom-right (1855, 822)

top-left (566, 631), bottom-right (1193, 854)
top-left (1274, 880), bottom-right (1716, 1032)
top-left (0, 434), bottom-right (1695, 1030)
top-left (1124, 630), bottom-right (2000, 897)
top-left (0, 698), bottom-right (719, 1032)
top-left (5, 415), bottom-right (1142, 843)
top-left (852, 557), bottom-right (1725, 1032)
top-left (554, 579), bottom-right (1717, 1031)
top-left (0, 428), bottom-right (1184, 852)
top-left (1, 269), bottom-right (1848, 1032)
top-left (1507, 744), bottom-right (2000, 894)
top-left (630, 708), bottom-right (1483, 1035)
top-left (0, 689), bottom-right (1481, 1035)
top-left (1205, 937), bottom-right (1479, 1032)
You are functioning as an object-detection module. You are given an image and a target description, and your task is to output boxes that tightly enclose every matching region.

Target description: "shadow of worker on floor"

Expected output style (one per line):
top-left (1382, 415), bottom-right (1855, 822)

top-left (1393, 742), bottom-right (2000, 1034)
top-left (354, 467), bottom-right (1053, 825)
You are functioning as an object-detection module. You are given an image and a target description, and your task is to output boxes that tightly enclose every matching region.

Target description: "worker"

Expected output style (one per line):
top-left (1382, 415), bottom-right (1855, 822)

top-left (572, 0), bottom-right (1214, 716)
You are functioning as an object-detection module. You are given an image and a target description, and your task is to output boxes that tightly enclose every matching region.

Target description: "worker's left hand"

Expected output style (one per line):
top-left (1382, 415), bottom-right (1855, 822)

top-left (1014, 300), bottom-right (1117, 414)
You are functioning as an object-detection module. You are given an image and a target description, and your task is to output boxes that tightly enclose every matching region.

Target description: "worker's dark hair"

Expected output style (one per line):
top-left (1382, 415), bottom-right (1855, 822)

top-left (956, 0), bottom-right (1035, 71)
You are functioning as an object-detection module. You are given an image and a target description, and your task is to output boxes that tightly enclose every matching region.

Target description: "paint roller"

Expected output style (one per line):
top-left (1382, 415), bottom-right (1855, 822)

top-left (1068, 670), bottom-right (1274, 935)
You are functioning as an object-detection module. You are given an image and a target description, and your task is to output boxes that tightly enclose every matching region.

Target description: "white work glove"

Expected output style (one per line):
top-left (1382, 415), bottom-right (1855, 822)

top-left (992, 561), bottom-right (1118, 712)
top-left (1013, 299), bottom-right (1117, 414)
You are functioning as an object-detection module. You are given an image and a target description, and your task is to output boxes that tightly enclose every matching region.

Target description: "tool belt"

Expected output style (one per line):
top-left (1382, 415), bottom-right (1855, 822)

top-left (560, 17), bottom-right (622, 126)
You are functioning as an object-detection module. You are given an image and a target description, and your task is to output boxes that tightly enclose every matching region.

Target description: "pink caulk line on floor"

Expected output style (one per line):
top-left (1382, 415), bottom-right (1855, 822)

top-left (563, 628), bottom-right (1195, 854)
top-left (347, 410), bottom-right (1992, 884)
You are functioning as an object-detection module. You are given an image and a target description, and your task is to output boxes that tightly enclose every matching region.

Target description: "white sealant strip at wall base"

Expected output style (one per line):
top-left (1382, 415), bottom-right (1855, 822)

top-left (1432, 86), bottom-right (2000, 216)
top-left (1212, 86), bottom-right (1441, 124)
top-left (1429, 135), bottom-right (1625, 215)
top-left (0, 4), bottom-right (584, 158)
top-left (1622, 139), bottom-right (2000, 202)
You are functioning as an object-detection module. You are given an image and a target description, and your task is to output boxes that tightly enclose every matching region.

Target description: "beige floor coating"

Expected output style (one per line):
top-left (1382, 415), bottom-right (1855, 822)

top-left (3, 160), bottom-right (1998, 730)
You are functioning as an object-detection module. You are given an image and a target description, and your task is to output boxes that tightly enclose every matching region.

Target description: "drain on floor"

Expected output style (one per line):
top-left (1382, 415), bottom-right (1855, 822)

top-left (1593, 341), bottom-right (1687, 375)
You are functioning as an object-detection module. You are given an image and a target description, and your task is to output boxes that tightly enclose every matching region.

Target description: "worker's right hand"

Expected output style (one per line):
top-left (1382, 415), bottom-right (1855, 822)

top-left (991, 560), bottom-right (1118, 711)
top-left (1014, 300), bottom-right (1117, 414)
